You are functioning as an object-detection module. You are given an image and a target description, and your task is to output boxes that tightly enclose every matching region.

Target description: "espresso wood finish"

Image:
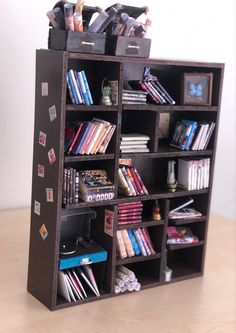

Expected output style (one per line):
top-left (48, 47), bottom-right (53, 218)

top-left (27, 50), bottom-right (224, 310)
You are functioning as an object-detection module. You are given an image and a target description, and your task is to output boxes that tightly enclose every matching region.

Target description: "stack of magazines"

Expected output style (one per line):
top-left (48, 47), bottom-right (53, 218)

top-left (166, 227), bottom-right (199, 245)
top-left (79, 170), bottom-right (115, 202)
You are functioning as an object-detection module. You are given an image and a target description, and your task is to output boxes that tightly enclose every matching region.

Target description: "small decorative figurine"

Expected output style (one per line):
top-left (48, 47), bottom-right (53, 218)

top-left (152, 199), bottom-right (162, 221)
top-left (100, 78), bottom-right (112, 105)
top-left (167, 160), bottom-right (177, 192)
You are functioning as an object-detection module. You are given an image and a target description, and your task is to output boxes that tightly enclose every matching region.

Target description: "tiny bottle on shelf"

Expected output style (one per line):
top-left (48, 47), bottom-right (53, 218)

top-left (167, 160), bottom-right (177, 192)
top-left (152, 200), bottom-right (162, 221)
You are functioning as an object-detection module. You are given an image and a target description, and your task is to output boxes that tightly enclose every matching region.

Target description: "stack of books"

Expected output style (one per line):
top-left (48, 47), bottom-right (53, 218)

top-left (67, 69), bottom-right (93, 105)
top-left (58, 265), bottom-right (100, 302)
top-left (65, 118), bottom-right (116, 155)
top-left (63, 167), bottom-right (79, 205)
top-left (115, 266), bottom-right (141, 293)
top-left (116, 228), bottom-right (156, 259)
top-left (118, 165), bottom-right (148, 197)
top-left (122, 89), bottom-right (147, 105)
top-left (118, 202), bottom-right (143, 226)
top-left (120, 133), bottom-right (150, 153)
top-left (170, 119), bottom-right (216, 151)
top-left (128, 79), bottom-right (175, 105)
top-left (178, 158), bottom-right (210, 190)
top-left (168, 196), bottom-right (202, 220)
top-left (79, 169), bottom-right (115, 203)
top-left (166, 227), bottom-right (199, 245)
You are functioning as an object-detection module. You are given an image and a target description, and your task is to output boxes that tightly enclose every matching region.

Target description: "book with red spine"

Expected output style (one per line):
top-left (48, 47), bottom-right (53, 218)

top-left (81, 123), bottom-right (98, 155)
top-left (67, 122), bottom-right (83, 154)
top-left (126, 167), bottom-right (139, 195)
top-left (129, 167), bottom-right (144, 195)
top-left (131, 167), bottom-right (149, 195)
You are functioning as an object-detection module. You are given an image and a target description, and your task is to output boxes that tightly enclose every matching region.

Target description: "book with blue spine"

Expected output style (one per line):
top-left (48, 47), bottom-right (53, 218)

top-left (81, 70), bottom-right (93, 105)
top-left (67, 72), bottom-right (79, 104)
top-left (182, 119), bottom-right (198, 150)
top-left (77, 71), bottom-right (90, 105)
top-left (127, 230), bottom-right (141, 255)
top-left (69, 69), bottom-right (82, 104)
top-left (74, 71), bottom-right (85, 104)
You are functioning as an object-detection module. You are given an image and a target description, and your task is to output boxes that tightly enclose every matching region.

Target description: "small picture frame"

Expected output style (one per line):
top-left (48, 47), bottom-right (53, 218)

top-left (181, 73), bottom-right (213, 106)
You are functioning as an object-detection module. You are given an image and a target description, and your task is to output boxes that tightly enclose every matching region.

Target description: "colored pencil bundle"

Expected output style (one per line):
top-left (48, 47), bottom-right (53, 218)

top-left (116, 227), bottom-right (155, 259)
top-left (118, 165), bottom-right (148, 197)
top-left (118, 202), bottom-right (143, 225)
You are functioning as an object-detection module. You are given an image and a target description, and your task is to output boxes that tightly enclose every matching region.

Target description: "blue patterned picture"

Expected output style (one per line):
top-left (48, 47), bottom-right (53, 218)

top-left (182, 73), bottom-right (213, 105)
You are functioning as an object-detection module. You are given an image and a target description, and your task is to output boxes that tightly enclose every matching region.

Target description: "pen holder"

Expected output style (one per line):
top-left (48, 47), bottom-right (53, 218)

top-left (48, 28), bottom-right (106, 54)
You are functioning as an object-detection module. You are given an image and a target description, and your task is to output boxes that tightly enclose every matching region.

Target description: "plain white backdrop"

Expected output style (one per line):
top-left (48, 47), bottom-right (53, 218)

top-left (0, 0), bottom-right (235, 219)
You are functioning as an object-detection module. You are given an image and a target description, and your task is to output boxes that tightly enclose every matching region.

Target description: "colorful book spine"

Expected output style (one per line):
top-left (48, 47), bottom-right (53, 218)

top-left (132, 167), bottom-right (149, 195)
top-left (133, 228), bottom-right (147, 256)
top-left (77, 71), bottom-right (90, 105)
top-left (138, 228), bottom-right (151, 255)
top-left (81, 70), bottom-right (93, 105)
top-left (127, 230), bottom-right (141, 255)
top-left (116, 230), bottom-right (128, 259)
top-left (121, 230), bottom-right (135, 257)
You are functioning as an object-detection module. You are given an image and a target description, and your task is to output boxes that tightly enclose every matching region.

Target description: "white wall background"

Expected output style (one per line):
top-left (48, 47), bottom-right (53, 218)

top-left (0, 0), bottom-right (235, 219)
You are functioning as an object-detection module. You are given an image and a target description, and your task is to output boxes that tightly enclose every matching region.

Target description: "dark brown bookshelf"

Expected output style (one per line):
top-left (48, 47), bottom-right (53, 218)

top-left (116, 253), bottom-right (161, 265)
top-left (64, 153), bottom-right (115, 163)
top-left (27, 50), bottom-right (224, 310)
top-left (117, 219), bottom-right (165, 230)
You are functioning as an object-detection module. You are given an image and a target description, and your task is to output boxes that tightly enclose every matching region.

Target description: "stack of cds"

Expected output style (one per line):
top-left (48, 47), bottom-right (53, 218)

top-left (120, 133), bottom-right (150, 153)
top-left (122, 89), bottom-right (147, 104)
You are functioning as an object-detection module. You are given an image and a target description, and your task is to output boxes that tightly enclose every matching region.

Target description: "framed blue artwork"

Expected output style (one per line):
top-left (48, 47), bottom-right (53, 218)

top-left (181, 73), bottom-right (213, 105)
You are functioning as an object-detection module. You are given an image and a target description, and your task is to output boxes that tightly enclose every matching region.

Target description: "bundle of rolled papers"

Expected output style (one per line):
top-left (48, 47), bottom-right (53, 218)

top-left (115, 266), bottom-right (141, 293)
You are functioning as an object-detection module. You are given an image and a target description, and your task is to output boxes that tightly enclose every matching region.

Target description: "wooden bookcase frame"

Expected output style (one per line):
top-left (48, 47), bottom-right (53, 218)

top-left (27, 50), bottom-right (224, 310)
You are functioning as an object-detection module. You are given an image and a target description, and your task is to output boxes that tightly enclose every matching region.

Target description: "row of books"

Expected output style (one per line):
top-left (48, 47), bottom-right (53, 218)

top-left (120, 133), bottom-right (150, 153)
top-left (58, 265), bottom-right (100, 303)
top-left (63, 168), bottom-right (79, 205)
top-left (122, 89), bottom-right (147, 105)
top-left (128, 79), bottom-right (175, 105)
top-left (79, 169), bottom-right (115, 203)
top-left (65, 118), bottom-right (116, 155)
top-left (178, 158), bottom-right (210, 191)
top-left (116, 228), bottom-right (155, 259)
top-left (167, 227), bottom-right (199, 245)
top-left (118, 165), bottom-right (148, 197)
top-left (115, 266), bottom-right (141, 294)
top-left (170, 119), bottom-right (216, 151)
top-left (67, 69), bottom-right (93, 105)
top-left (118, 202), bottom-right (143, 225)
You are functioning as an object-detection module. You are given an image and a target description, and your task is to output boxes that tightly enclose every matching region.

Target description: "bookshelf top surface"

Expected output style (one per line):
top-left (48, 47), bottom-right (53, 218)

top-left (38, 49), bottom-right (225, 68)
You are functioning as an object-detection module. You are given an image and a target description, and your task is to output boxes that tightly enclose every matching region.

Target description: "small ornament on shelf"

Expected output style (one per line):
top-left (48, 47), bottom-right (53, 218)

top-left (100, 78), bottom-right (112, 106)
top-left (152, 200), bottom-right (162, 221)
top-left (167, 160), bottom-right (177, 192)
